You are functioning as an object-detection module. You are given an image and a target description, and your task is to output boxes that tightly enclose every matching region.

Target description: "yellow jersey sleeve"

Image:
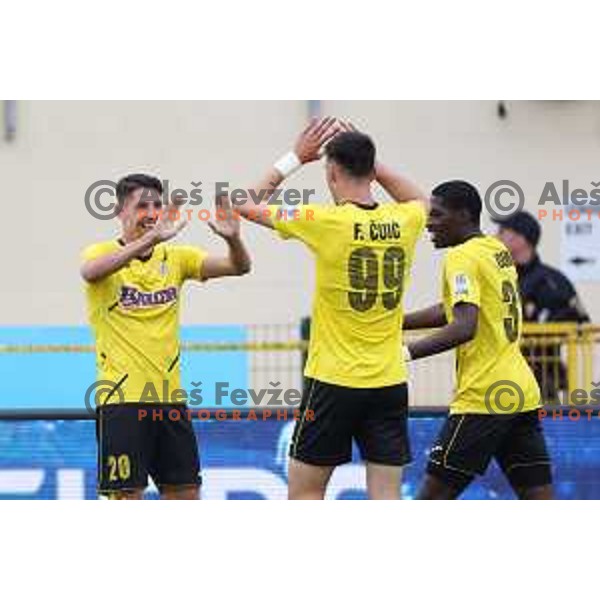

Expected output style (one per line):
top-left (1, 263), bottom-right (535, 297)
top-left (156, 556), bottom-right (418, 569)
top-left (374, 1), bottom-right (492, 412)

top-left (80, 242), bottom-right (120, 302)
top-left (175, 245), bottom-right (208, 282)
top-left (274, 204), bottom-right (328, 251)
top-left (444, 247), bottom-right (481, 308)
top-left (81, 242), bottom-right (116, 264)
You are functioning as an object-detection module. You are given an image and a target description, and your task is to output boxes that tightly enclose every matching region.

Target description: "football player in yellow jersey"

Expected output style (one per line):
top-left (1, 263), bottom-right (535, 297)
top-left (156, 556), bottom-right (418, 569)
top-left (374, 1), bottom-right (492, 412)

top-left (235, 118), bottom-right (428, 499)
top-left (404, 180), bottom-right (553, 500)
top-left (81, 174), bottom-right (251, 499)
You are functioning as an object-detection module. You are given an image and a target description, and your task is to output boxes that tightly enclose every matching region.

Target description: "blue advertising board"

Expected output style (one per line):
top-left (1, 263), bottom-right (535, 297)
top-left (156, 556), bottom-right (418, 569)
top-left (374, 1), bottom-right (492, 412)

top-left (0, 415), bottom-right (597, 499)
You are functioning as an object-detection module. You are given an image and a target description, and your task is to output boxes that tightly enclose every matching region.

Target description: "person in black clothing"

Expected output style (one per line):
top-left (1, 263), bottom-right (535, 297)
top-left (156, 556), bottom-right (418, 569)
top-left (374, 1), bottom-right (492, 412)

top-left (495, 211), bottom-right (589, 402)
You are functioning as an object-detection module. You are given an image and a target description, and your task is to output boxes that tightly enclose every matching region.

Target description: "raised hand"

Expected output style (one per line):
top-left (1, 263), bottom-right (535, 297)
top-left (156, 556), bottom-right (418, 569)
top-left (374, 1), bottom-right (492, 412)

top-left (293, 116), bottom-right (340, 164)
top-left (207, 194), bottom-right (240, 240)
top-left (337, 120), bottom-right (359, 134)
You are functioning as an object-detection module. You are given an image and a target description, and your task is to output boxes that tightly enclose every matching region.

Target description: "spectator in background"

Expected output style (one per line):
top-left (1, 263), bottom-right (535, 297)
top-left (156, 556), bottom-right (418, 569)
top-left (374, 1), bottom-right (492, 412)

top-left (495, 211), bottom-right (589, 402)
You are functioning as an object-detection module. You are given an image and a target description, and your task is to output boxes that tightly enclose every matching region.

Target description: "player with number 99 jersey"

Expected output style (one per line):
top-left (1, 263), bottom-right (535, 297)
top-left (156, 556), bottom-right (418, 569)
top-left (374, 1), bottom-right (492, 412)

top-left (275, 199), bottom-right (426, 469)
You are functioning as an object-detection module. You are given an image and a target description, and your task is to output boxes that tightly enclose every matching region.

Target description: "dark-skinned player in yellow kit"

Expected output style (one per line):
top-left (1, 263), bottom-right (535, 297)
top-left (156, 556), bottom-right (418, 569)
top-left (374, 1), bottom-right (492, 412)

top-left (235, 118), bottom-right (428, 499)
top-left (404, 180), bottom-right (553, 500)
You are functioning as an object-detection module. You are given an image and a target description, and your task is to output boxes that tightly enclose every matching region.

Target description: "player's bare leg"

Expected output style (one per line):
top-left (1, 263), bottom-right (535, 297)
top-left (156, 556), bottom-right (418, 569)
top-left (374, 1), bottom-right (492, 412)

top-left (366, 463), bottom-right (403, 499)
top-left (160, 484), bottom-right (200, 500)
top-left (417, 474), bottom-right (464, 500)
top-left (288, 458), bottom-right (334, 500)
top-left (515, 484), bottom-right (553, 500)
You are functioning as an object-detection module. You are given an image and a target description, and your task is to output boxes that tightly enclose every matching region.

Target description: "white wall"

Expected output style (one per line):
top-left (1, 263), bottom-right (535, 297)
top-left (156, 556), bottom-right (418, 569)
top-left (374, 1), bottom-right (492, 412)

top-left (1, 100), bottom-right (598, 327)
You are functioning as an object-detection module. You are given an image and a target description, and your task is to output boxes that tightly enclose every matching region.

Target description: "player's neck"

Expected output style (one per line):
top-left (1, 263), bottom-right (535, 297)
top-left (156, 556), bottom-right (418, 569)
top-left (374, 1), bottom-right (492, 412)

top-left (457, 228), bottom-right (483, 245)
top-left (335, 184), bottom-right (376, 207)
top-left (120, 229), bottom-right (154, 259)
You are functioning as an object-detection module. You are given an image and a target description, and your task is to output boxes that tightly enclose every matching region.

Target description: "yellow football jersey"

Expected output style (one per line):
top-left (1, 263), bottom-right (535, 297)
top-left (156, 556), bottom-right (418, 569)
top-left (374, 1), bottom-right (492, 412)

top-left (81, 240), bottom-right (206, 404)
top-left (442, 235), bottom-right (540, 414)
top-left (275, 200), bottom-right (426, 388)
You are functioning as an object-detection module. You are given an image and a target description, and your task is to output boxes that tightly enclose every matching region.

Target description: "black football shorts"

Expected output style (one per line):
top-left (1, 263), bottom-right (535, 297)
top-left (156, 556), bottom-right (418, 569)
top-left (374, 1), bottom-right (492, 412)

top-left (426, 409), bottom-right (552, 494)
top-left (96, 403), bottom-right (201, 496)
top-left (289, 378), bottom-right (411, 467)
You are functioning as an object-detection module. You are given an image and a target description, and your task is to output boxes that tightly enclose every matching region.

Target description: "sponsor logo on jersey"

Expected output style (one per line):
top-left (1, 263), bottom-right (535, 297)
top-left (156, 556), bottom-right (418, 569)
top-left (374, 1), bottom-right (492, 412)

top-left (119, 285), bottom-right (177, 308)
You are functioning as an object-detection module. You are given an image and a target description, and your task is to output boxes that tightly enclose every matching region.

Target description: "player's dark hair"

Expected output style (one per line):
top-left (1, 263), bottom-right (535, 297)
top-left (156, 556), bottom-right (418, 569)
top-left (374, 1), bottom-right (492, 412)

top-left (325, 131), bottom-right (376, 177)
top-left (431, 180), bottom-right (482, 224)
top-left (116, 174), bottom-right (163, 202)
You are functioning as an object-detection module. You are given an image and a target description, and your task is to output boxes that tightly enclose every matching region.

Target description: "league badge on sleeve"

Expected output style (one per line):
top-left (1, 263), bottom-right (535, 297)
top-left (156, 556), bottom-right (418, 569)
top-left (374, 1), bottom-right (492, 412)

top-left (454, 273), bottom-right (470, 298)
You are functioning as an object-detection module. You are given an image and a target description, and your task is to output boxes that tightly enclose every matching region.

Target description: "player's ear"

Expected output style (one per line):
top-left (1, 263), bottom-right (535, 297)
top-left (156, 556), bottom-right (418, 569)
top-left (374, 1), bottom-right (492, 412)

top-left (116, 198), bottom-right (128, 224)
top-left (117, 194), bottom-right (135, 228)
top-left (329, 160), bottom-right (340, 184)
top-left (458, 206), bottom-right (472, 225)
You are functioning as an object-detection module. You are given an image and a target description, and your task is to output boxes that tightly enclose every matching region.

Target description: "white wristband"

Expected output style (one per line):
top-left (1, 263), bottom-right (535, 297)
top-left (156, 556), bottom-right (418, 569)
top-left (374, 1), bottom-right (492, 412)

top-left (274, 151), bottom-right (302, 178)
top-left (403, 345), bottom-right (413, 363)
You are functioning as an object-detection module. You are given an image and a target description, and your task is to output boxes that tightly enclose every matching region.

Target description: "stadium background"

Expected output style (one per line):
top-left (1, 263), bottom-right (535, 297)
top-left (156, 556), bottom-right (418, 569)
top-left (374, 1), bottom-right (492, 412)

top-left (1, 100), bottom-right (599, 498)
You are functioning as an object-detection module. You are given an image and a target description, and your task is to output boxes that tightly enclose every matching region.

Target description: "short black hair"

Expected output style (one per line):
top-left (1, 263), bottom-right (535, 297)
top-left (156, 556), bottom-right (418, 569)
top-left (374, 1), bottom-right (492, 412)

top-left (325, 131), bottom-right (376, 177)
top-left (431, 180), bottom-right (482, 223)
top-left (116, 174), bottom-right (163, 202)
